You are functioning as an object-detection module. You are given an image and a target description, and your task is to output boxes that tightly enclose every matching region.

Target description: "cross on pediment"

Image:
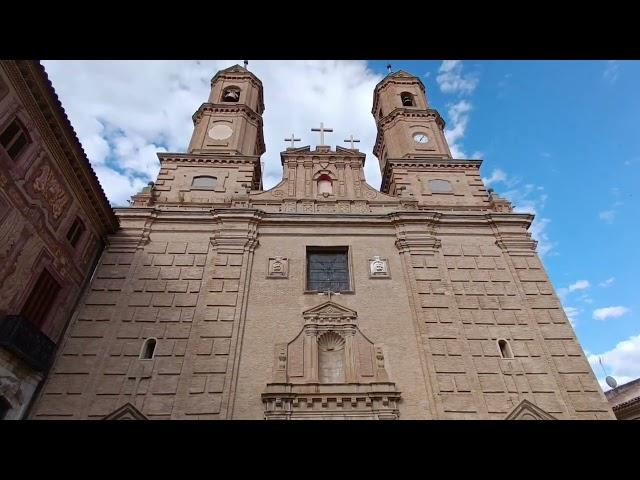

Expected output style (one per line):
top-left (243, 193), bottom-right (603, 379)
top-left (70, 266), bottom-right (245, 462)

top-left (343, 134), bottom-right (360, 149)
top-left (311, 122), bottom-right (333, 146)
top-left (284, 133), bottom-right (301, 148)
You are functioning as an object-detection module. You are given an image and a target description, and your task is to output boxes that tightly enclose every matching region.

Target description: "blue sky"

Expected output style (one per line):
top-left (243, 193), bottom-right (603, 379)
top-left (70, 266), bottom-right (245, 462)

top-left (43, 60), bottom-right (640, 390)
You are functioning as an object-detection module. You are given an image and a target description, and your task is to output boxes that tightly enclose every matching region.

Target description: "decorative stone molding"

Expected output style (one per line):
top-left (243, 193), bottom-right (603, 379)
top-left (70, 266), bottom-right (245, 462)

top-left (267, 256), bottom-right (288, 278)
top-left (505, 399), bottom-right (556, 420)
top-left (262, 300), bottom-right (401, 420)
top-left (210, 209), bottom-right (262, 254)
top-left (369, 256), bottom-right (390, 278)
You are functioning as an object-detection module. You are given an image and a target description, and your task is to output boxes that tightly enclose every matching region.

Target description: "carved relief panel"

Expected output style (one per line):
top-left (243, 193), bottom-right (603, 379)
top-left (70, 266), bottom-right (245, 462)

top-left (369, 256), bottom-right (390, 278)
top-left (267, 256), bottom-right (288, 278)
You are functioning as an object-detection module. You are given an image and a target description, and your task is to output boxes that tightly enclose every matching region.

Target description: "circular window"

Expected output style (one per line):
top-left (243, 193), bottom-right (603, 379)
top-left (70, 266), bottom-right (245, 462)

top-left (413, 133), bottom-right (429, 144)
top-left (208, 124), bottom-right (233, 140)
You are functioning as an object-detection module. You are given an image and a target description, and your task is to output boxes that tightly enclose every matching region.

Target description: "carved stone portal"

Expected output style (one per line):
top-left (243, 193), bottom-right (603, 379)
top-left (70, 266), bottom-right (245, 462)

top-left (262, 301), bottom-right (401, 419)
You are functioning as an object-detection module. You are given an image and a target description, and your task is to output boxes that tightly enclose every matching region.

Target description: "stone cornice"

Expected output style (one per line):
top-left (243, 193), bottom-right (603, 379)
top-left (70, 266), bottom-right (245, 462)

top-left (280, 145), bottom-right (366, 166)
top-left (158, 152), bottom-right (261, 166)
top-left (2, 60), bottom-right (118, 235)
top-left (192, 102), bottom-right (263, 126)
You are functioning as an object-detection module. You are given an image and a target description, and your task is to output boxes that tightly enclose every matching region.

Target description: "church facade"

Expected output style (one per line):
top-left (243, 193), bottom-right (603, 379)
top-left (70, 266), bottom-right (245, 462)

top-left (27, 64), bottom-right (614, 419)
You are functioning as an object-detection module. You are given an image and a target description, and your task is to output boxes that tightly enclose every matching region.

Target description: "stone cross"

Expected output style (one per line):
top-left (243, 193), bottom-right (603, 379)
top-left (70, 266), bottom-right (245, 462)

top-left (243, 60), bottom-right (249, 68)
top-left (387, 63), bottom-right (392, 73)
top-left (323, 290), bottom-right (334, 301)
top-left (343, 134), bottom-right (360, 149)
top-left (284, 134), bottom-right (301, 148)
top-left (311, 122), bottom-right (333, 146)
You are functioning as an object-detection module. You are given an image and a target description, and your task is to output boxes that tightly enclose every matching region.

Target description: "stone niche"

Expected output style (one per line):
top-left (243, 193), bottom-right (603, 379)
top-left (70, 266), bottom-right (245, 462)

top-left (262, 301), bottom-right (401, 420)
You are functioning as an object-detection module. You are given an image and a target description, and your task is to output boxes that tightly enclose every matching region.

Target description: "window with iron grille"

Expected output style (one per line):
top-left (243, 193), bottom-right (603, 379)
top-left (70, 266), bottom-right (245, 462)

top-left (306, 247), bottom-right (350, 292)
top-left (20, 268), bottom-right (61, 328)
top-left (0, 118), bottom-right (30, 160)
top-left (66, 217), bottom-right (85, 248)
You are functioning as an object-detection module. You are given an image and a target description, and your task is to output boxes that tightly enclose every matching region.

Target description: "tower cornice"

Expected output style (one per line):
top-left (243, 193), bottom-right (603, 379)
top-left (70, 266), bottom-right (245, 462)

top-left (373, 108), bottom-right (446, 158)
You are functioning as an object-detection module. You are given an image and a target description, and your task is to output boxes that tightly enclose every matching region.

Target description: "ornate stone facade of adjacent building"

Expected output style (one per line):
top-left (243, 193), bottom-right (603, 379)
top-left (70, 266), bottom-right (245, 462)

top-left (25, 64), bottom-right (615, 419)
top-left (0, 61), bottom-right (118, 419)
top-left (605, 378), bottom-right (640, 420)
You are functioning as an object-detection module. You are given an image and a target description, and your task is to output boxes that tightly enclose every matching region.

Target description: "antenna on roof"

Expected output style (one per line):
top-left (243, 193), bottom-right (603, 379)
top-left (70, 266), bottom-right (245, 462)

top-left (599, 357), bottom-right (618, 389)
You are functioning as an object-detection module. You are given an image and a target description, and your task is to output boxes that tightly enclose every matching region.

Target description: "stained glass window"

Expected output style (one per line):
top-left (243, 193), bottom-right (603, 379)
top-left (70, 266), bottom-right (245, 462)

top-left (307, 248), bottom-right (350, 292)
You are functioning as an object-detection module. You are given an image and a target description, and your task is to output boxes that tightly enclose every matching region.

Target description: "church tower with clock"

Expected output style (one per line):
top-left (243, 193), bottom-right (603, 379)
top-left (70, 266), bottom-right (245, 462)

top-left (26, 64), bottom-right (615, 421)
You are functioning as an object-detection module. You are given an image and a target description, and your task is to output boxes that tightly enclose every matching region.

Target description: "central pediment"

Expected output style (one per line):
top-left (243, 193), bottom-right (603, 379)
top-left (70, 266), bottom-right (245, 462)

top-left (303, 300), bottom-right (358, 323)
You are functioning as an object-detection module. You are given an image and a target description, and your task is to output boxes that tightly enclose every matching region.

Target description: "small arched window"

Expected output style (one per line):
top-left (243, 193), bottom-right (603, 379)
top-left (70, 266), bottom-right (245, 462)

top-left (317, 174), bottom-right (333, 195)
top-left (140, 338), bottom-right (157, 360)
top-left (429, 179), bottom-right (453, 193)
top-left (498, 339), bottom-right (513, 359)
top-left (0, 117), bottom-right (30, 160)
top-left (192, 176), bottom-right (217, 189)
top-left (401, 92), bottom-right (415, 107)
top-left (221, 86), bottom-right (240, 102)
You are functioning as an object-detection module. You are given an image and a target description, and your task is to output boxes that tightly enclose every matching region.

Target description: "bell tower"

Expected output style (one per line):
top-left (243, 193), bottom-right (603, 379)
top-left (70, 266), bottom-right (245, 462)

top-left (188, 64), bottom-right (266, 156)
top-left (372, 70), bottom-right (453, 195)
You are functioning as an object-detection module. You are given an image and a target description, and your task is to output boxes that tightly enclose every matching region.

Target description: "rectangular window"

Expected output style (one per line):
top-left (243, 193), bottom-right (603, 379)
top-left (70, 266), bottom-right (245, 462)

top-left (66, 217), bottom-right (85, 248)
top-left (20, 268), bottom-right (61, 328)
top-left (0, 118), bottom-right (29, 160)
top-left (306, 247), bottom-right (350, 292)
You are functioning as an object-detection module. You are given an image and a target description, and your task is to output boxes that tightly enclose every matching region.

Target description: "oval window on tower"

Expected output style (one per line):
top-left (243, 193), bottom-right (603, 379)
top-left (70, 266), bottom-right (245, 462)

top-left (192, 176), bottom-right (217, 189)
top-left (429, 179), bottom-right (453, 193)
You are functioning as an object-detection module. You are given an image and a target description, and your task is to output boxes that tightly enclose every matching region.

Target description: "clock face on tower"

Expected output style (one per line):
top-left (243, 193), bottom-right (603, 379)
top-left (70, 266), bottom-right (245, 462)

top-left (208, 124), bottom-right (233, 140)
top-left (413, 133), bottom-right (429, 144)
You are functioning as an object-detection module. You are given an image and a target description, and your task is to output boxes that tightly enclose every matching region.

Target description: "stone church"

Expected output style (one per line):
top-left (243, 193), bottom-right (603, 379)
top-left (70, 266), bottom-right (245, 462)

top-left (4, 62), bottom-right (615, 419)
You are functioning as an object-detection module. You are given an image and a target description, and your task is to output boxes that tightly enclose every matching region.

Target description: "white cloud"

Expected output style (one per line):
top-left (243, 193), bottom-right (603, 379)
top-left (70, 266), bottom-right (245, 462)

top-left (599, 277), bottom-right (615, 288)
top-left (599, 210), bottom-right (616, 223)
top-left (482, 168), bottom-right (506, 187)
top-left (42, 60), bottom-right (384, 206)
top-left (569, 280), bottom-right (590, 292)
top-left (436, 60), bottom-right (479, 95)
top-left (603, 60), bottom-right (620, 84)
top-left (444, 100), bottom-right (473, 158)
top-left (592, 306), bottom-right (630, 321)
top-left (563, 306), bottom-right (580, 327)
top-left (558, 280), bottom-right (590, 301)
top-left (588, 333), bottom-right (640, 391)
top-left (490, 174), bottom-right (554, 257)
